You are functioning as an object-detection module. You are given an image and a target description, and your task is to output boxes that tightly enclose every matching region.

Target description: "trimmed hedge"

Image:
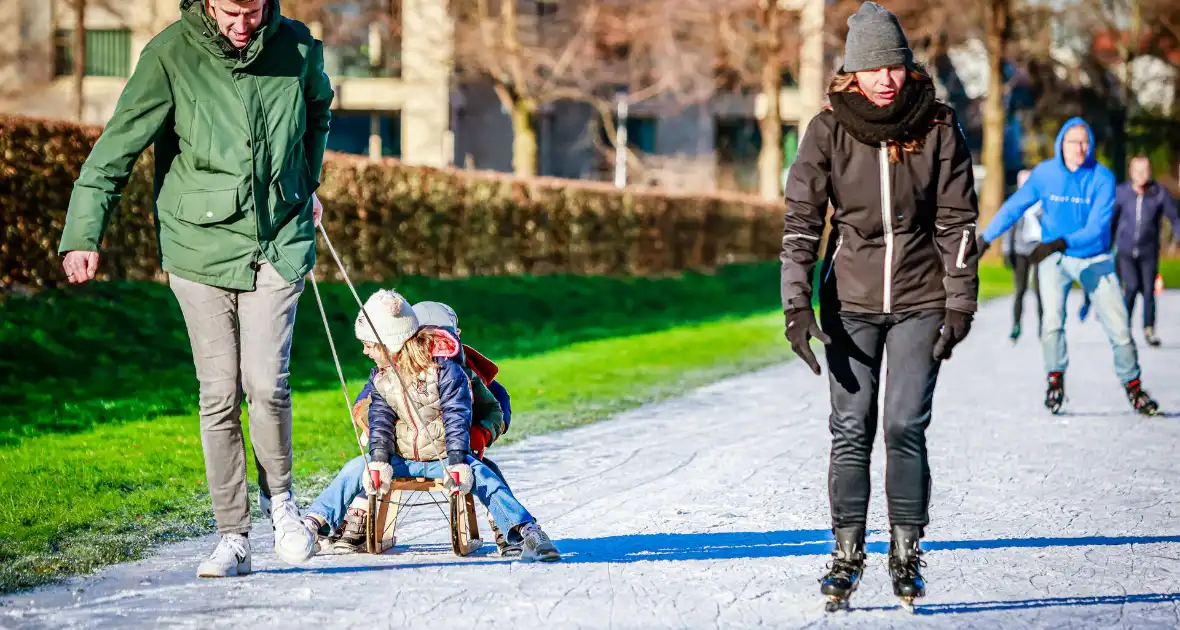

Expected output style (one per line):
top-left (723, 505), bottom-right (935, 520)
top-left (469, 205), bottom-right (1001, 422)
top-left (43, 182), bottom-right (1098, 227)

top-left (1, 115), bottom-right (783, 289)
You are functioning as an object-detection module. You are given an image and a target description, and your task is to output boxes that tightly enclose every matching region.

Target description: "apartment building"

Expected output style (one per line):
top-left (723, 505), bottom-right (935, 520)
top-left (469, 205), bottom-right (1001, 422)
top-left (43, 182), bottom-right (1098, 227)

top-left (0, 0), bottom-right (825, 197)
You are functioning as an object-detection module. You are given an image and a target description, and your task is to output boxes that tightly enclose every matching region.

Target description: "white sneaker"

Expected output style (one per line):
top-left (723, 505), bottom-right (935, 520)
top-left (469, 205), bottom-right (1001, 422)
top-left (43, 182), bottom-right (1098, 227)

top-left (196, 534), bottom-right (251, 578)
top-left (260, 490), bottom-right (316, 565)
top-left (518, 522), bottom-right (560, 562)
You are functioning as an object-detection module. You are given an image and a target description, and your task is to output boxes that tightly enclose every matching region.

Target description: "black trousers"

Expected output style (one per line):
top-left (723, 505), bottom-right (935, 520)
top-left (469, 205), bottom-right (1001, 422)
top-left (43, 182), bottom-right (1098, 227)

top-left (820, 308), bottom-right (943, 529)
top-left (1118, 254), bottom-right (1159, 329)
top-left (1010, 254), bottom-right (1042, 331)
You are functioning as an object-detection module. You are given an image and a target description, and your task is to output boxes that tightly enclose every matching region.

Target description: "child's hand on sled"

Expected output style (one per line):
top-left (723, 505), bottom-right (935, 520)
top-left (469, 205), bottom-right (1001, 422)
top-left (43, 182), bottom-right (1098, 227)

top-left (363, 461), bottom-right (394, 496)
top-left (444, 463), bottom-right (474, 495)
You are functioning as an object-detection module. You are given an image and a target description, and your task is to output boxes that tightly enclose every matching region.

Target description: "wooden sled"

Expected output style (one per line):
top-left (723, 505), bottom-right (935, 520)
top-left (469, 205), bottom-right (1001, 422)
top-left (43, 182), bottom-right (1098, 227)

top-left (365, 477), bottom-right (483, 556)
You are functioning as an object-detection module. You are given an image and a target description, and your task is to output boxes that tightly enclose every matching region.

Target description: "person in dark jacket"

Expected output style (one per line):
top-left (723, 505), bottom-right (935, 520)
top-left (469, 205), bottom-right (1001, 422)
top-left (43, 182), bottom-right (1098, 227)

top-left (780, 1), bottom-right (981, 611)
top-left (979, 120), bottom-right (1160, 416)
top-left (1113, 155), bottom-right (1180, 347)
top-left (344, 288), bottom-right (559, 562)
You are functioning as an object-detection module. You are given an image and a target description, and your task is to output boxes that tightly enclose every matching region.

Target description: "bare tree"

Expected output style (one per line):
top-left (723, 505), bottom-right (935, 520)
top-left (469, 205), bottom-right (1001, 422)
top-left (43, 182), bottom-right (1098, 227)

top-left (979, 0), bottom-right (1011, 218)
top-left (73, 0), bottom-right (87, 122)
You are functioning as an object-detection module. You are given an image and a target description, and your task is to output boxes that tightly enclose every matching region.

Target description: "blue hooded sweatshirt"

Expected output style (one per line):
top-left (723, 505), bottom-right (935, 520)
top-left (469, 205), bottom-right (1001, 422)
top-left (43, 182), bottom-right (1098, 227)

top-left (981, 118), bottom-right (1116, 258)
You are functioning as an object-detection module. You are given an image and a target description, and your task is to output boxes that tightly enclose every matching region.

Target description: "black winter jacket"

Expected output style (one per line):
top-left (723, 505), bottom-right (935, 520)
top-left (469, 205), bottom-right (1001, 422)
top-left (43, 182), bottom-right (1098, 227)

top-left (781, 105), bottom-right (981, 315)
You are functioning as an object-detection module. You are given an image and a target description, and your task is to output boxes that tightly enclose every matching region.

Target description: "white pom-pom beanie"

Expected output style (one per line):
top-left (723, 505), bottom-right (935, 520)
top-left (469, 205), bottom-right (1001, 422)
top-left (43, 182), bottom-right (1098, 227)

top-left (355, 289), bottom-right (420, 352)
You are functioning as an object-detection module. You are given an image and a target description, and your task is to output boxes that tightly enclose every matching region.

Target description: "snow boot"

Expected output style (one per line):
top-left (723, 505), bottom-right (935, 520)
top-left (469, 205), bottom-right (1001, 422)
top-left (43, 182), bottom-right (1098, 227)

top-left (1045, 371), bottom-right (1065, 414)
top-left (820, 525), bottom-right (865, 612)
top-left (1145, 326), bottom-right (1162, 347)
top-left (1125, 379), bottom-right (1161, 416)
top-left (197, 533), bottom-right (250, 578)
top-left (488, 510), bottom-right (522, 558)
top-left (888, 525), bottom-right (926, 612)
top-left (517, 522), bottom-right (560, 562)
top-left (332, 506), bottom-right (369, 553)
top-left (304, 514), bottom-right (331, 554)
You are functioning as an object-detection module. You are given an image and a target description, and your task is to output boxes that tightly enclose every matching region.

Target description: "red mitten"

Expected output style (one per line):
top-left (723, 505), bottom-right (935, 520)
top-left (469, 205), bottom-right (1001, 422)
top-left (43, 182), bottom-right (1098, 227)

top-left (469, 426), bottom-right (491, 459)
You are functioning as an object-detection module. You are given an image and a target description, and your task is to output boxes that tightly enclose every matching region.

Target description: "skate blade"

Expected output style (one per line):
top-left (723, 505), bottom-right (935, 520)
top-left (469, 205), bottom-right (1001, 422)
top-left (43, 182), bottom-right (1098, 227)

top-left (824, 597), bottom-right (850, 613)
top-left (898, 597), bottom-right (915, 613)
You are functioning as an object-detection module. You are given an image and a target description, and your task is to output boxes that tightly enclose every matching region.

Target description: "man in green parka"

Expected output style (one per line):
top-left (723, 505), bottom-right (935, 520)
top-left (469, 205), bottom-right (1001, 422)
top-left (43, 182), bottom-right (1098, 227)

top-left (57, 0), bottom-right (333, 578)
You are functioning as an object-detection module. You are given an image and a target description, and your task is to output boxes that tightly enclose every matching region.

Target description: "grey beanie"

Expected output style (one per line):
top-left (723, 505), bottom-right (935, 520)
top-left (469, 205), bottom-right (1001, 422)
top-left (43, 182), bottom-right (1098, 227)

top-left (843, 2), bottom-right (913, 73)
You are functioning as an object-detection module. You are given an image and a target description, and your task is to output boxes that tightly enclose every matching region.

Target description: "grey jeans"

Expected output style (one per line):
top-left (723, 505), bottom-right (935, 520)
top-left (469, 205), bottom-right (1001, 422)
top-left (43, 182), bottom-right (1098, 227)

top-left (169, 262), bottom-right (303, 534)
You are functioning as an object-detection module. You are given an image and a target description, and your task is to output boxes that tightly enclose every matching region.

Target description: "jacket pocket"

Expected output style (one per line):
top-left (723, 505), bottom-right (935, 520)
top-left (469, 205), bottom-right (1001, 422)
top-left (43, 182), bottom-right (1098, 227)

top-left (175, 188), bottom-right (240, 225)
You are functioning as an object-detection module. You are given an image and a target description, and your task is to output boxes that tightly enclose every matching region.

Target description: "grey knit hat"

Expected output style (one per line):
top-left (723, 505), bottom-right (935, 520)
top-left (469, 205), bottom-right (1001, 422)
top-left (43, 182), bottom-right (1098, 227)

top-left (842, 2), bottom-right (913, 73)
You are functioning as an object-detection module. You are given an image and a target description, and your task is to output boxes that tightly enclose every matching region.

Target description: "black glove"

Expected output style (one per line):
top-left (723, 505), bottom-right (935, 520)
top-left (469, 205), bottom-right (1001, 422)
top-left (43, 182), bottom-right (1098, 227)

top-left (932, 309), bottom-right (973, 361)
top-left (976, 234), bottom-right (991, 256)
top-left (1028, 238), bottom-right (1067, 265)
top-left (784, 308), bottom-right (832, 375)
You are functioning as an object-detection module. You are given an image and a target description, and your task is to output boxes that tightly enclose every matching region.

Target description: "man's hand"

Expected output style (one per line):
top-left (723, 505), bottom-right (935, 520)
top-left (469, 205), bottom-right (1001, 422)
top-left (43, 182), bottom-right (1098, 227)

top-left (1028, 238), bottom-right (1067, 265)
top-left (784, 308), bottom-right (832, 376)
top-left (312, 192), bottom-right (323, 227)
top-left (932, 309), bottom-right (973, 361)
top-left (62, 251), bottom-right (100, 284)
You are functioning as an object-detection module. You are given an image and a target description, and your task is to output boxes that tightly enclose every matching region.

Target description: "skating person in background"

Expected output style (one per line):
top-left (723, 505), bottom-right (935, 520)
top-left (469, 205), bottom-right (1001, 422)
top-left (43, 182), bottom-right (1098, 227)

top-left (1113, 155), bottom-right (1180, 347)
top-left (781, 1), bottom-right (981, 611)
top-left (318, 289), bottom-right (559, 561)
top-left (999, 169), bottom-right (1044, 341)
top-left (978, 119), bottom-right (1160, 416)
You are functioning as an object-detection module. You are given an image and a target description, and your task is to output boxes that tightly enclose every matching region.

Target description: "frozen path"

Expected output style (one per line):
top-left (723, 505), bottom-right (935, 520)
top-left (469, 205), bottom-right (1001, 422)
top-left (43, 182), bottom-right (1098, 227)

top-left (5, 294), bottom-right (1180, 629)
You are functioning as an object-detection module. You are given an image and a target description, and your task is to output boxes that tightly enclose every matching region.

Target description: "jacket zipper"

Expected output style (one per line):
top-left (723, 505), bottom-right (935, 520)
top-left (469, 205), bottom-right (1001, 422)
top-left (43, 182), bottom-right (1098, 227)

top-left (1133, 193), bottom-right (1143, 258)
top-left (878, 142), bottom-right (894, 313)
top-left (955, 229), bottom-right (970, 269)
top-left (824, 231), bottom-right (844, 283)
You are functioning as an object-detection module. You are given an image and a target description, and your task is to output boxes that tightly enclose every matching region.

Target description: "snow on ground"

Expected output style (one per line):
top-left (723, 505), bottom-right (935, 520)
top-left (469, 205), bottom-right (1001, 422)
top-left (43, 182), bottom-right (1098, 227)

top-left (4, 293), bottom-right (1180, 629)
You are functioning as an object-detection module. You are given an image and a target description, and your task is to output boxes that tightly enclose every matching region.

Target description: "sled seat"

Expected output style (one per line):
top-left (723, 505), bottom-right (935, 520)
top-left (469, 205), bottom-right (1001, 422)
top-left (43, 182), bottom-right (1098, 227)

top-left (365, 477), bottom-right (483, 557)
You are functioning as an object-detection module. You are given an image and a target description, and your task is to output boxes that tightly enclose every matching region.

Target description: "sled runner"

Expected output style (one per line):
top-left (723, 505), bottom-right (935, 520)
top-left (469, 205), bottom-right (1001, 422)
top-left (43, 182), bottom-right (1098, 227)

top-left (365, 477), bottom-right (484, 556)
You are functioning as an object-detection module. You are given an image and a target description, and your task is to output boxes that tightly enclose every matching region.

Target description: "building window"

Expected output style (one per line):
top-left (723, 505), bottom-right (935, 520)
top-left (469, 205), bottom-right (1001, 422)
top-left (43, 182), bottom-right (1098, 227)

top-left (326, 111), bottom-right (402, 158)
top-left (54, 29), bottom-right (132, 78)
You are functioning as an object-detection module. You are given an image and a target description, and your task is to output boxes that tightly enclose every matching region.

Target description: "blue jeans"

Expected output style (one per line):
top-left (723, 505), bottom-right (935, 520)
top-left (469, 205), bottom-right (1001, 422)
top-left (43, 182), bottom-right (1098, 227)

top-left (1040, 252), bottom-right (1140, 384)
top-left (308, 455), bottom-right (532, 535)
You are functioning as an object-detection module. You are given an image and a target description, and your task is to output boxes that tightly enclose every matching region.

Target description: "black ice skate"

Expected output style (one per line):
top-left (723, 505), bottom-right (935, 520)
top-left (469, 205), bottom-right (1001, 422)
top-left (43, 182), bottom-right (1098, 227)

top-left (888, 525), bottom-right (926, 613)
top-left (820, 526), bottom-right (865, 612)
top-left (1125, 379), bottom-right (1161, 416)
top-left (1145, 327), bottom-right (1162, 348)
top-left (1045, 371), bottom-right (1065, 414)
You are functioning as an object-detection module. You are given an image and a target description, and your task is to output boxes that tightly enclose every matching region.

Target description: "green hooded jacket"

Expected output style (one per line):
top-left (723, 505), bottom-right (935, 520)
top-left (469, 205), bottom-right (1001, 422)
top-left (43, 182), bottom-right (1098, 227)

top-left (59, 0), bottom-right (333, 290)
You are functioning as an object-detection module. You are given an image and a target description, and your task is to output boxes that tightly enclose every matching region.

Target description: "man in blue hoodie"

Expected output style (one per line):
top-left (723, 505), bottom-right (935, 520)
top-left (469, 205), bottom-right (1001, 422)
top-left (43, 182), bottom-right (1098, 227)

top-left (1113, 155), bottom-right (1180, 347)
top-left (978, 118), bottom-right (1160, 416)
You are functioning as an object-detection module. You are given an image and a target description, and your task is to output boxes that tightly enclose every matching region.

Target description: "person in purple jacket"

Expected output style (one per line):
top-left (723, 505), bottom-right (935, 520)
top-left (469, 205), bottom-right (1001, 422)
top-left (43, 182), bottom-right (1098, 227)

top-left (978, 118), bottom-right (1160, 416)
top-left (1113, 155), bottom-right (1180, 347)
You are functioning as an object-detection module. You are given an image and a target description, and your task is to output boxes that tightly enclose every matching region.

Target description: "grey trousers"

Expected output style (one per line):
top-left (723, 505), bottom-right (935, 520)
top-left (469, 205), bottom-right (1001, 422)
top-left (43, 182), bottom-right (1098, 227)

top-left (169, 262), bottom-right (303, 534)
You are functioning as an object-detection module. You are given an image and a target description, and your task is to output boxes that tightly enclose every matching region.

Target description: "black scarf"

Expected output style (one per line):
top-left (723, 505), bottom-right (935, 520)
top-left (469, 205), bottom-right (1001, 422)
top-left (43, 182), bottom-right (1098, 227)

top-left (829, 80), bottom-right (937, 145)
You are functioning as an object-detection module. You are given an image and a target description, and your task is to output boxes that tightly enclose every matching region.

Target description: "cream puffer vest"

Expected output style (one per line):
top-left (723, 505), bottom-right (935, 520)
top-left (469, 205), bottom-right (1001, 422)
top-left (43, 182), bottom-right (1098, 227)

top-left (371, 366), bottom-right (446, 462)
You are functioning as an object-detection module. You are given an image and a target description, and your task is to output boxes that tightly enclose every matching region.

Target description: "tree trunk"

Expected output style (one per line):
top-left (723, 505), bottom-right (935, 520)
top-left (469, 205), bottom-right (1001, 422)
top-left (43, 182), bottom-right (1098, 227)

top-left (73, 0), bottom-right (86, 122)
top-left (979, 0), bottom-right (1010, 226)
top-left (511, 99), bottom-right (538, 177)
top-left (758, 65), bottom-right (783, 201)
top-left (757, 3), bottom-right (783, 201)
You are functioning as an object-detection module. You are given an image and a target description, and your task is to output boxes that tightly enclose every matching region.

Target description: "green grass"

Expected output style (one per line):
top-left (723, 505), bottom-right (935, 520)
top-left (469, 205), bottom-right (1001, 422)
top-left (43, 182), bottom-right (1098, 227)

top-left (0, 257), bottom-right (1100, 593)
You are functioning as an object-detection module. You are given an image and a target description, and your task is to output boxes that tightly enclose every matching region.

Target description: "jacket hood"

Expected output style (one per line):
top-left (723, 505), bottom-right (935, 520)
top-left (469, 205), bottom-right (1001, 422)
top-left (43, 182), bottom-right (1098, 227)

top-left (1054, 117), bottom-right (1096, 170)
top-left (180, 0), bottom-right (283, 67)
